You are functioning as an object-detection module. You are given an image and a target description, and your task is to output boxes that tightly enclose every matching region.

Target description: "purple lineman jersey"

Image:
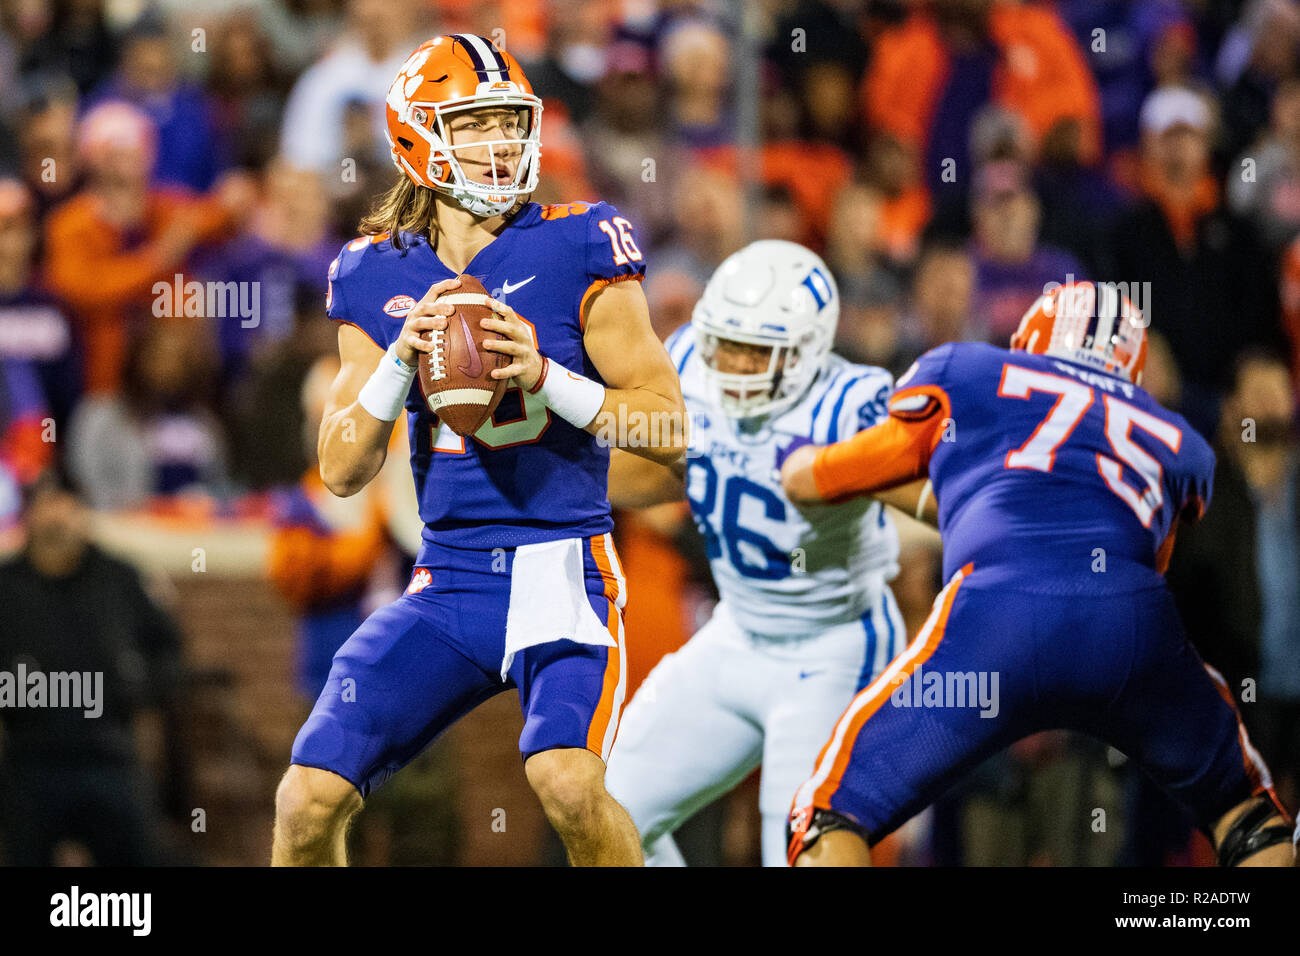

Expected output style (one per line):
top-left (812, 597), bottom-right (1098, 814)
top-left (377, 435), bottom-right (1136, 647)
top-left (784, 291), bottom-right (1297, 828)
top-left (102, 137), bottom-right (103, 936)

top-left (787, 342), bottom-right (1285, 856)
top-left (902, 341), bottom-right (1215, 592)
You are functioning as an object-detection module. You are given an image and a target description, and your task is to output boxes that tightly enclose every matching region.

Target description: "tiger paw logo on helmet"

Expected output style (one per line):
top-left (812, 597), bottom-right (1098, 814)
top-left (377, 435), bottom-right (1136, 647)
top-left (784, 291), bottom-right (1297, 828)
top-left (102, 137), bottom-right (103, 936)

top-left (384, 34), bottom-right (543, 219)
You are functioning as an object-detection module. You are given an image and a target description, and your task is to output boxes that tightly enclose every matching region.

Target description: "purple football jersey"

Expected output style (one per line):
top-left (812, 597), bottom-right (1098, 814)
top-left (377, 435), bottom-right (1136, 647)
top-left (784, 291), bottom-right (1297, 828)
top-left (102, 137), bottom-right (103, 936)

top-left (902, 341), bottom-right (1215, 593)
top-left (325, 200), bottom-right (645, 553)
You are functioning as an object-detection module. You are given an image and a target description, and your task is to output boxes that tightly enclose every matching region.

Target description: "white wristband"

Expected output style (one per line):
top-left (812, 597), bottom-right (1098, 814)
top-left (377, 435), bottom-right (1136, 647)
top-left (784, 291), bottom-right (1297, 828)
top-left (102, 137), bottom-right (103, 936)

top-left (529, 357), bottom-right (605, 429)
top-left (358, 343), bottom-right (417, 422)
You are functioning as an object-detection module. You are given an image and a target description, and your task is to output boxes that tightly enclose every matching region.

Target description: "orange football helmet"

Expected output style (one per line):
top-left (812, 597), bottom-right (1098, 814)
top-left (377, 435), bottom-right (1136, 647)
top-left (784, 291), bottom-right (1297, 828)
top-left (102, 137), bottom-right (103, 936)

top-left (384, 34), bottom-right (543, 217)
top-left (1010, 280), bottom-right (1149, 385)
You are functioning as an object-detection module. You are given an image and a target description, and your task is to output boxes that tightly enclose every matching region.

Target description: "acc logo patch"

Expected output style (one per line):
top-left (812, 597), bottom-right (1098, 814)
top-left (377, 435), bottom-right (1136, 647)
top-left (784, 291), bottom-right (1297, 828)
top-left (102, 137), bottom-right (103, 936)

top-left (384, 295), bottom-right (416, 318)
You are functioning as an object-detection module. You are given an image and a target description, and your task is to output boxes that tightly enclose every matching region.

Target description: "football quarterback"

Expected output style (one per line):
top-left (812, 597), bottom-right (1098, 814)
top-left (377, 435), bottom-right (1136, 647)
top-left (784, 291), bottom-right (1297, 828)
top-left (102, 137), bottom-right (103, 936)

top-left (272, 34), bottom-right (685, 868)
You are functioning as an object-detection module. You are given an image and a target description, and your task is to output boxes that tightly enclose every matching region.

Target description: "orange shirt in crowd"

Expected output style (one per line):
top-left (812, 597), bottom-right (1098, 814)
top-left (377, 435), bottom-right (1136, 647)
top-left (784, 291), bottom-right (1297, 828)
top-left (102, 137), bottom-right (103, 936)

top-left (1280, 236), bottom-right (1300, 380)
top-left (697, 141), bottom-right (853, 248)
top-left (1141, 166), bottom-right (1220, 250)
top-left (266, 469), bottom-right (390, 611)
top-left (0, 417), bottom-right (52, 484)
top-left (877, 183), bottom-right (933, 263)
top-left (43, 189), bottom-right (233, 395)
top-left (428, 0), bottom-right (548, 61)
top-left (863, 2), bottom-right (1102, 165)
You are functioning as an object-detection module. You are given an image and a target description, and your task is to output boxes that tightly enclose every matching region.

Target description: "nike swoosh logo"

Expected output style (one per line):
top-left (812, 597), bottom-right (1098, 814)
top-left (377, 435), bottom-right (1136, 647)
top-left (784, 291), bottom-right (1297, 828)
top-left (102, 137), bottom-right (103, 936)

top-left (457, 314), bottom-right (483, 377)
top-left (500, 275), bottom-right (536, 295)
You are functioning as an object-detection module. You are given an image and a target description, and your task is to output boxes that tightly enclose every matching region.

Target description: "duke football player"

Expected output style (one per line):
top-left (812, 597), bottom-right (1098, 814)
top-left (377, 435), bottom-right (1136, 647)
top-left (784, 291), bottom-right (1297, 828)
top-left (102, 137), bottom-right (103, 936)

top-left (271, 35), bottom-right (685, 867)
top-left (782, 281), bottom-right (1296, 867)
top-left (605, 240), bottom-right (921, 865)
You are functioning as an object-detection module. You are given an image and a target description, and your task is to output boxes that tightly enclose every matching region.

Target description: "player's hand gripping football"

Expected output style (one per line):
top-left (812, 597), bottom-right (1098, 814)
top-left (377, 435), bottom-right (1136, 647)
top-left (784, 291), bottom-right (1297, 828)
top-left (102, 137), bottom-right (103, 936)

top-left (395, 277), bottom-right (463, 367)
top-left (479, 297), bottom-right (544, 392)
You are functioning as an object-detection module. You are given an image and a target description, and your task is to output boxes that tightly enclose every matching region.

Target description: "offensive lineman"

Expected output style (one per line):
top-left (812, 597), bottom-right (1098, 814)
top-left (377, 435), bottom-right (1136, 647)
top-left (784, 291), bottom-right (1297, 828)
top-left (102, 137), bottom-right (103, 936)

top-left (782, 281), bottom-right (1296, 867)
top-left (271, 35), bottom-right (685, 866)
top-left (605, 240), bottom-right (917, 866)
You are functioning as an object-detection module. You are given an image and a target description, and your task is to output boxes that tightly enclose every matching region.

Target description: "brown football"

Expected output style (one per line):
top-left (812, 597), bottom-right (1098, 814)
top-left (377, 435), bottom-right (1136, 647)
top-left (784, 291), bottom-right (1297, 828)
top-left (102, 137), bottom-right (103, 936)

top-left (417, 274), bottom-right (509, 436)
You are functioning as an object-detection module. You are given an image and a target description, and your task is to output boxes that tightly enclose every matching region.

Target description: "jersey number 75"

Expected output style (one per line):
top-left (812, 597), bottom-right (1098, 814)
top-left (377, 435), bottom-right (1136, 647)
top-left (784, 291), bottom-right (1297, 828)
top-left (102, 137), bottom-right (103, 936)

top-left (997, 364), bottom-right (1182, 528)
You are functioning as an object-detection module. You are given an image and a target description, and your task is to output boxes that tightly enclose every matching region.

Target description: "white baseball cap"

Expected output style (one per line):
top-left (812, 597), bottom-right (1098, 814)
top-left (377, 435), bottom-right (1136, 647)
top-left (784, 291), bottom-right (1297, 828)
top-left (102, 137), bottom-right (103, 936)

top-left (1140, 86), bottom-right (1211, 136)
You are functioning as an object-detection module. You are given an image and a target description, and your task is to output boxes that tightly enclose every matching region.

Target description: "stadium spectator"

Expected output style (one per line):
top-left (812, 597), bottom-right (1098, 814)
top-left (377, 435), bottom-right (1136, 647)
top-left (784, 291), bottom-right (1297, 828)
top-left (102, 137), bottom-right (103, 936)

top-left (193, 158), bottom-right (339, 387)
top-left (206, 9), bottom-right (290, 173)
top-left (859, 132), bottom-right (932, 266)
top-left (1155, 351), bottom-right (1300, 863)
top-left (581, 39), bottom-right (677, 243)
top-left (1103, 86), bottom-right (1284, 438)
top-left (517, 0), bottom-right (609, 122)
top-left (67, 317), bottom-right (231, 510)
top-left (825, 181), bottom-right (884, 289)
top-left (277, 0), bottom-right (428, 175)
top-left (0, 0), bottom-right (118, 99)
top-left (651, 161), bottom-right (744, 285)
top-left (0, 182), bottom-right (53, 498)
top-left (13, 78), bottom-right (83, 222)
top-left (898, 238), bottom-right (977, 359)
top-left (840, 268), bottom-right (912, 375)
top-left (968, 159), bottom-right (1086, 342)
top-left (1034, 118), bottom-right (1130, 274)
top-left (862, 0), bottom-right (1102, 205)
top-left (660, 18), bottom-right (734, 149)
top-left (1139, 328), bottom-right (1185, 412)
top-left (149, 0), bottom-right (345, 79)
top-left (0, 467), bottom-right (187, 866)
top-left (1228, 77), bottom-right (1300, 255)
top-left (44, 101), bottom-right (250, 396)
top-left (0, 177), bottom-right (75, 441)
top-left (84, 13), bottom-right (228, 192)
top-left (769, 0), bottom-right (870, 98)
top-left (1062, 0), bottom-right (1203, 155)
top-left (1216, 0), bottom-right (1300, 162)
top-left (696, 134), bottom-right (853, 253)
top-left (1188, 353), bottom-right (1300, 810)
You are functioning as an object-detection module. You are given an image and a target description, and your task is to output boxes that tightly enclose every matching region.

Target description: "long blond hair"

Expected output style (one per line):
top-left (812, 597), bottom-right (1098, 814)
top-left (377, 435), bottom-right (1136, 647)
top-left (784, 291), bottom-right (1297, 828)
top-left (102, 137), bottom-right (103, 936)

top-left (359, 176), bottom-right (437, 251)
top-left (359, 174), bottom-right (530, 252)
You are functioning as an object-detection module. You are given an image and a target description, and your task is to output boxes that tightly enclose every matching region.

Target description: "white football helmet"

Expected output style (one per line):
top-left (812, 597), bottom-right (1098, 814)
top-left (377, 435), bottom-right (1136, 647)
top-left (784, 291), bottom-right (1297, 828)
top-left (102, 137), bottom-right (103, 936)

top-left (692, 240), bottom-right (839, 418)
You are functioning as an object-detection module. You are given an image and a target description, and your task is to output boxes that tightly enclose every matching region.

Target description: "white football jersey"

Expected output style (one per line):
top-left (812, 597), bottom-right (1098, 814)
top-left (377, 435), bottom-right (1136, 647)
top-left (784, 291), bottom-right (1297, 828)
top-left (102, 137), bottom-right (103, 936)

top-left (665, 324), bottom-right (900, 636)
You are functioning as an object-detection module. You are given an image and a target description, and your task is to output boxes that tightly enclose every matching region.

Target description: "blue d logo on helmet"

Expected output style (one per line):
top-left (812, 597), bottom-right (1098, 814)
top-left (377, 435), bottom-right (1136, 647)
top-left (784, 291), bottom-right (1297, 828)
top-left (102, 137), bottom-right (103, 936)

top-left (692, 240), bottom-right (840, 419)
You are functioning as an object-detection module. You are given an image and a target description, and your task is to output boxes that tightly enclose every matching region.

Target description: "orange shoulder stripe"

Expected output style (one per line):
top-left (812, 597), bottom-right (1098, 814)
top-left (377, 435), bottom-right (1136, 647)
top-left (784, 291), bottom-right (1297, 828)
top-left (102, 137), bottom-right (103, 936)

top-left (579, 273), bottom-right (644, 332)
top-left (811, 384), bottom-right (951, 503)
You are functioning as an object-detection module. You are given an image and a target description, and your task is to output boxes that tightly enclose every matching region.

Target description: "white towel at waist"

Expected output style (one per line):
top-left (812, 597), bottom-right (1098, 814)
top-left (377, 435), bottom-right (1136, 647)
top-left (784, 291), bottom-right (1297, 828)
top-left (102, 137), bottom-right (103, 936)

top-left (501, 537), bottom-right (616, 680)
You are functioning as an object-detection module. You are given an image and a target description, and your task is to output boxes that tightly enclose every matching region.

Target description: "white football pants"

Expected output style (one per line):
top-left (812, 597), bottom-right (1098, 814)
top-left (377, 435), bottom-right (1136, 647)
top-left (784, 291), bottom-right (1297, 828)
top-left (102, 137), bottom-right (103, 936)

top-left (605, 587), bottom-right (906, 866)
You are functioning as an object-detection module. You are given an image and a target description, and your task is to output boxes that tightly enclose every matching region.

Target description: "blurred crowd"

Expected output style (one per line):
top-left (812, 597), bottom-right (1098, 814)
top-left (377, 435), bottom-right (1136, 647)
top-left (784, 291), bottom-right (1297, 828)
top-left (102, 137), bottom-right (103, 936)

top-left (1, 0), bottom-right (1299, 865)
